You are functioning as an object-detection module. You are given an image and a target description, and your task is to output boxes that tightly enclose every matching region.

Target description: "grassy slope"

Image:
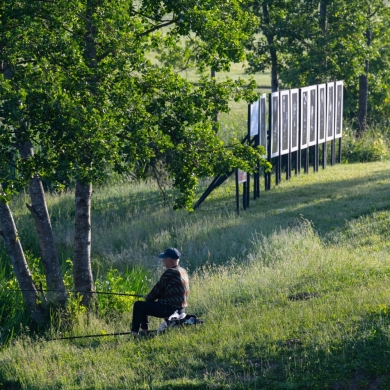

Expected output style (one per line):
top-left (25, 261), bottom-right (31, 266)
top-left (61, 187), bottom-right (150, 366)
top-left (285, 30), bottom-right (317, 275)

top-left (1, 161), bottom-right (390, 389)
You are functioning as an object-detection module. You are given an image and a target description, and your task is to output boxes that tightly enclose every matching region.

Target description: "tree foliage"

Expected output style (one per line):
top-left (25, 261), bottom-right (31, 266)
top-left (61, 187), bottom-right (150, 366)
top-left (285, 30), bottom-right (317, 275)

top-left (0, 0), bottom-right (267, 322)
top-left (245, 0), bottom-right (390, 124)
top-left (0, 0), bottom-right (264, 202)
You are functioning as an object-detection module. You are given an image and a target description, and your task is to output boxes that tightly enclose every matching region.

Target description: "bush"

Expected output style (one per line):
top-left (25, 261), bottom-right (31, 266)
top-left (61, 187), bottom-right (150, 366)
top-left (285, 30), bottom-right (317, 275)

top-left (342, 125), bottom-right (389, 163)
top-left (94, 267), bottom-right (150, 318)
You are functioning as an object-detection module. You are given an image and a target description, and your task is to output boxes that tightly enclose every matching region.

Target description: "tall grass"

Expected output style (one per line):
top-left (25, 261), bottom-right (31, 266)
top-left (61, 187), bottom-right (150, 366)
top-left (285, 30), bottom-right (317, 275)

top-left (342, 123), bottom-right (390, 163)
top-left (0, 158), bottom-right (390, 388)
top-left (0, 264), bottom-right (27, 344)
top-left (1, 210), bottom-right (390, 389)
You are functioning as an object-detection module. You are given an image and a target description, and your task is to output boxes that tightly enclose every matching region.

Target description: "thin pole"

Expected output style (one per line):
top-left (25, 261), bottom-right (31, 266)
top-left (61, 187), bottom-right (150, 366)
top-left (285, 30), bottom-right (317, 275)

top-left (323, 142), bottom-right (327, 169)
top-left (246, 174), bottom-right (250, 208)
top-left (338, 138), bottom-right (342, 163)
top-left (305, 147), bottom-right (309, 174)
top-left (298, 89), bottom-right (302, 174)
top-left (286, 154), bottom-right (290, 181)
top-left (8, 289), bottom-right (144, 297)
top-left (236, 169), bottom-right (240, 215)
top-left (50, 331), bottom-right (135, 341)
top-left (255, 131), bottom-right (260, 199)
top-left (331, 138), bottom-right (336, 165)
top-left (243, 182), bottom-right (247, 210)
top-left (266, 93), bottom-right (272, 190)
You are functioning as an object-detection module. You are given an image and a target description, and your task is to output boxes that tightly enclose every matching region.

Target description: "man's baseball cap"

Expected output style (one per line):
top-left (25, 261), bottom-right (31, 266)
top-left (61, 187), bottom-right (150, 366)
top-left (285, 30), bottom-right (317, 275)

top-left (158, 247), bottom-right (181, 260)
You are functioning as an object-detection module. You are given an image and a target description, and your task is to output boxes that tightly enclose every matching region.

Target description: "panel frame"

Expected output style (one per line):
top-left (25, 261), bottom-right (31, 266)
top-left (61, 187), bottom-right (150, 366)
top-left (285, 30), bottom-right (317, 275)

top-left (270, 91), bottom-right (280, 158)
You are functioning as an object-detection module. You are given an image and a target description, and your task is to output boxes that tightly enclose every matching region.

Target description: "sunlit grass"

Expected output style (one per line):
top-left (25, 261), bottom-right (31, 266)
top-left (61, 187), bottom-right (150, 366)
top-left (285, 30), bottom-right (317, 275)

top-left (1, 213), bottom-right (390, 388)
top-left (1, 152), bottom-right (390, 388)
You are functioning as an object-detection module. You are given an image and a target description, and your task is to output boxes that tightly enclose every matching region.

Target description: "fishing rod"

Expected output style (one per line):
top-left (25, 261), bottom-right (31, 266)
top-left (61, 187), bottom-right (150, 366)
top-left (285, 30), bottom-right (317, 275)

top-left (7, 289), bottom-right (147, 341)
top-left (51, 316), bottom-right (200, 341)
top-left (50, 330), bottom-right (141, 341)
top-left (7, 289), bottom-right (145, 298)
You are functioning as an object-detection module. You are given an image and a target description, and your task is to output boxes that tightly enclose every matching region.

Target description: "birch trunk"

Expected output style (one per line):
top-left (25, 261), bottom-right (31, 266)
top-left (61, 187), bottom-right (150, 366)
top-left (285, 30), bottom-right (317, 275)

top-left (18, 140), bottom-right (67, 308)
top-left (26, 176), bottom-right (67, 306)
top-left (71, 0), bottom-right (100, 308)
top-left (73, 181), bottom-right (94, 307)
top-left (0, 201), bottom-right (46, 327)
top-left (4, 47), bottom-right (67, 310)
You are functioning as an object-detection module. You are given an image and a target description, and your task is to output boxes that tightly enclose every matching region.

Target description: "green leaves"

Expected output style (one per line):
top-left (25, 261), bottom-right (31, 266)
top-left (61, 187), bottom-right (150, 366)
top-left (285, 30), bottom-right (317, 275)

top-left (246, 0), bottom-right (390, 122)
top-left (0, 0), bottom-right (266, 209)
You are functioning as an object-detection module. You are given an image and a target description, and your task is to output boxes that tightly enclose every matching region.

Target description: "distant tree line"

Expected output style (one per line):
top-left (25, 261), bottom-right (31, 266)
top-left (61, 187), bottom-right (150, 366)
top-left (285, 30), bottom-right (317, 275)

top-left (245, 0), bottom-right (390, 133)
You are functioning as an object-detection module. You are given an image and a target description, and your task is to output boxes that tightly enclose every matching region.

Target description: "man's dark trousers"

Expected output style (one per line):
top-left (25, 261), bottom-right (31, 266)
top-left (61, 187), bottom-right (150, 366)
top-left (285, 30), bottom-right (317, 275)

top-left (131, 301), bottom-right (184, 332)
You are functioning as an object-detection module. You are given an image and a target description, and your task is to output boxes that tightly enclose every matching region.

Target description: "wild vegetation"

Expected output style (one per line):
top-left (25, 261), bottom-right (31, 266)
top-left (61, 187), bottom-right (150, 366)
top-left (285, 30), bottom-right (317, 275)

top-left (1, 156), bottom-right (390, 389)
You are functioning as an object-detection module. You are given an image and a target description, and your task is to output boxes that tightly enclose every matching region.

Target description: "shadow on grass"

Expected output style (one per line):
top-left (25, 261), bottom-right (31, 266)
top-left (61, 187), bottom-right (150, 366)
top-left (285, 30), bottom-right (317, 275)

top-left (156, 310), bottom-right (390, 390)
top-left (0, 379), bottom-right (23, 390)
top-left (244, 309), bottom-right (390, 389)
top-left (1, 163), bottom-right (389, 271)
top-left (194, 163), bottom-right (390, 240)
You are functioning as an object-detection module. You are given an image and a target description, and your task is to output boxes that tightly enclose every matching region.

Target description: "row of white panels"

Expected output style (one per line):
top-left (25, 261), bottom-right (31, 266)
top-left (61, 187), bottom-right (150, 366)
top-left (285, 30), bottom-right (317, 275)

top-left (249, 81), bottom-right (343, 158)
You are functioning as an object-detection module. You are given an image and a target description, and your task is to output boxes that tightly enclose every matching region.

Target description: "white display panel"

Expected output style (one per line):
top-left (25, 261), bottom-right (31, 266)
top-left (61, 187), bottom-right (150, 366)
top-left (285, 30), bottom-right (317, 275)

top-left (326, 82), bottom-right (335, 141)
top-left (280, 90), bottom-right (290, 155)
top-left (317, 84), bottom-right (326, 144)
top-left (250, 100), bottom-right (259, 137)
top-left (270, 92), bottom-right (280, 158)
top-left (290, 89), bottom-right (299, 152)
top-left (308, 85), bottom-right (317, 147)
top-left (335, 81), bottom-right (344, 139)
top-left (300, 87), bottom-right (310, 150)
top-left (259, 94), bottom-right (267, 156)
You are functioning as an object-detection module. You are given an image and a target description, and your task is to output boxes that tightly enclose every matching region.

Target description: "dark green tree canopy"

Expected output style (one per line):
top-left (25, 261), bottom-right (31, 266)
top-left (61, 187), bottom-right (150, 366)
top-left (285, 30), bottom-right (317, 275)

top-left (245, 0), bottom-right (390, 121)
top-left (0, 0), bottom-right (266, 207)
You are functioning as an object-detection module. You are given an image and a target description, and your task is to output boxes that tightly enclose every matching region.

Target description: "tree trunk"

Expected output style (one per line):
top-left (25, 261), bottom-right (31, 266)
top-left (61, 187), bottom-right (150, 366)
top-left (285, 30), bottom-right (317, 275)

top-left (73, 181), bottom-right (94, 307)
top-left (26, 176), bottom-right (67, 306)
top-left (319, 2), bottom-right (328, 79)
top-left (358, 69), bottom-right (369, 134)
top-left (319, 2), bottom-right (327, 34)
top-left (357, 29), bottom-right (371, 134)
top-left (262, 3), bottom-right (279, 92)
top-left (17, 140), bottom-right (67, 308)
top-left (71, 0), bottom-right (100, 309)
top-left (3, 47), bottom-right (66, 311)
top-left (269, 46), bottom-right (279, 93)
top-left (0, 201), bottom-right (46, 327)
top-left (211, 68), bottom-right (219, 131)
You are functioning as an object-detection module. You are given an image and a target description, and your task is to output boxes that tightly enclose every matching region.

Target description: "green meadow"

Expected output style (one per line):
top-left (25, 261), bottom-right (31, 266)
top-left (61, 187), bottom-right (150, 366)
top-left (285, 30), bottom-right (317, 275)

top-left (1, 148), bottom-right (390, 388)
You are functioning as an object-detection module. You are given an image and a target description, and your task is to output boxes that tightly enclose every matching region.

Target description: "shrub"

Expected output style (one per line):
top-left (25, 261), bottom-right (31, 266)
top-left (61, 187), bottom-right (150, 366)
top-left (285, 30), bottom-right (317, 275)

top-left (94, 267), bottom-right (150, 318)
top-left (342, 125), bottom-right (389, 163)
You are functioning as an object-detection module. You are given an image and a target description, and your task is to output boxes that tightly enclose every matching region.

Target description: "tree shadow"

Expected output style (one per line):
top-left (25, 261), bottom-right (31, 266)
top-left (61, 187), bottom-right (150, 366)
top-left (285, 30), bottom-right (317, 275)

top-left (243, 309), bottom-right (390, 389)
top-left (1, 163), bottom-right (389, 272)
top-left (150, 309), bottom-right (390, 389)
top-left (189, 165), bottom-right (390, 255)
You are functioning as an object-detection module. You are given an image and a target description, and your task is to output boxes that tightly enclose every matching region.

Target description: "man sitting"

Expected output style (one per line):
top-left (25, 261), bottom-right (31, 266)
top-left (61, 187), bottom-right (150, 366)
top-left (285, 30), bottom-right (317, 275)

top-left (131, 247), bottom-right (189, 336)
